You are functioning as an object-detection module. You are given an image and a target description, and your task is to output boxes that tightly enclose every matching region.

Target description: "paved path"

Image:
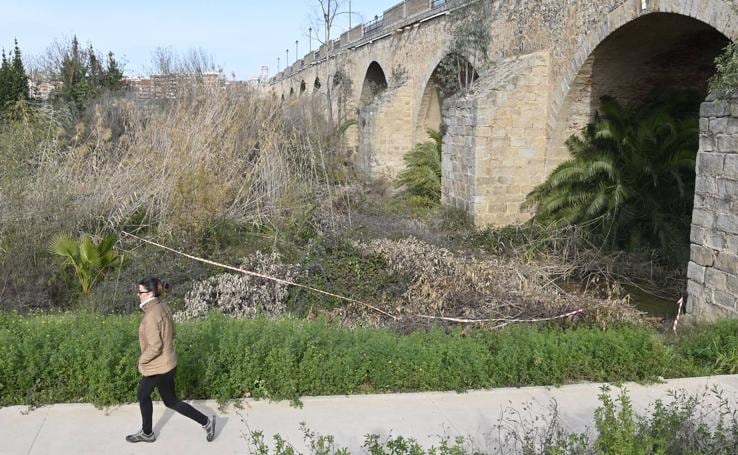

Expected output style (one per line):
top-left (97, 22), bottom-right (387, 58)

top-left (3, 375), bottom-right (738, 454)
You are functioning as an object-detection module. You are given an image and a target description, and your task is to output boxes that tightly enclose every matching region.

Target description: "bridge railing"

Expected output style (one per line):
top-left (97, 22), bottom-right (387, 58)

top-left (430, 0), bottom-right (447, 10)
top-left (363, 16), bottom-right (384, 36)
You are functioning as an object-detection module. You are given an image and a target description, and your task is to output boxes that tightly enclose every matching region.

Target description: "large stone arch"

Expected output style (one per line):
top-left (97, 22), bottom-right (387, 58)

top-left (548, 0), bottom-right (738, 148)
top-left (415, 52), bottom-right (480, 142)
top-left (359, 61), bottom-right (389, 105)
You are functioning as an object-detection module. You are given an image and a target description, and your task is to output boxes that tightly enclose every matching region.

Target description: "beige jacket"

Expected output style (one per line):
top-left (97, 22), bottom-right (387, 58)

top-left (138, 299), bottom-right (177, 376)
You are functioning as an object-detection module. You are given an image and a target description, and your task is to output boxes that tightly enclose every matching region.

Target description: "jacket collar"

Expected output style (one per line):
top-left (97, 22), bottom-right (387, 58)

top-left (140, 297), bottom-right (160, 311)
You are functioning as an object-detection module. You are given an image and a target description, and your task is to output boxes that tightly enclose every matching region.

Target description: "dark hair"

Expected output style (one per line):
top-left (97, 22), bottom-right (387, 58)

top-left (138, 277), bottom-right (171, 297)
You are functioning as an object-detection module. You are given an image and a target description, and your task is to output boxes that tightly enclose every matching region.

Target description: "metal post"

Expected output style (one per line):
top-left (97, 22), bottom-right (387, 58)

top-left (286, 48), bottom-right (289, 65)
top-left (277, 57), bottom-right (280, 72)
top-left (309, 27), bottom-right (312, 52)
top-left (349, 0), bottom-right (352, 30)
top-left (295, 40), bottom-right (299, 61)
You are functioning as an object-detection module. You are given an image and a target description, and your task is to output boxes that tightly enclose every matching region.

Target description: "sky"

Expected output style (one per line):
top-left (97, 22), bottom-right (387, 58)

top-left (0, 0), bottom-right (399, 80)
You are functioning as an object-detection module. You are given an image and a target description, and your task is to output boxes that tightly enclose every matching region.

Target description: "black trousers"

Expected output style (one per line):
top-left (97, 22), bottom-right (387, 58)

top-left (138, 367), bottom-right (208, 434)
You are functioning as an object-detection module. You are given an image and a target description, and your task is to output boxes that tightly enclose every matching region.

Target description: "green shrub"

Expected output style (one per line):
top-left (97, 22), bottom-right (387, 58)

top-left (710, 42), bottom-right (738, 97)
top-left (396, 130), bottom-right (442, 203)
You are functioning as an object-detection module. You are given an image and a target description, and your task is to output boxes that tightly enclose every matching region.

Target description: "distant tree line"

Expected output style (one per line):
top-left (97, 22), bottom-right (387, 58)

top-left (0, 36), bottom-right (124, 115)
top-left (0, 39), bottom-right (30, 111)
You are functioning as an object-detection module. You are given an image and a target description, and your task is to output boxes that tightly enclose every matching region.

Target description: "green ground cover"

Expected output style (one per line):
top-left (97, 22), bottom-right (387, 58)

top-left (1, 312), bottom-right (735, 408)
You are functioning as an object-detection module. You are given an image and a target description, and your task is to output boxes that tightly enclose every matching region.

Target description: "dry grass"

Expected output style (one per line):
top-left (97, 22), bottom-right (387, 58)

top-left (18, 85), bottom-right (344, 240)
top-left (0, 84), bottom-right (348, 309)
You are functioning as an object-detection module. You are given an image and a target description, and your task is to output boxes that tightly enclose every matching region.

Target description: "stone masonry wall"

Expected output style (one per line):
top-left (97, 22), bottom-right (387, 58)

top-left (442, 51), bottom-right (551, 226)
top-left (442, 95), bottom-right (478, 214)
top-left (688, 96), bottom-right (738, 320)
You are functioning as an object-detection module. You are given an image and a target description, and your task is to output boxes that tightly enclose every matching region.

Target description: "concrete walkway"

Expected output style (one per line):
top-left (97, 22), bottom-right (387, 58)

top-left (3, 375), bottom-right (738, 455)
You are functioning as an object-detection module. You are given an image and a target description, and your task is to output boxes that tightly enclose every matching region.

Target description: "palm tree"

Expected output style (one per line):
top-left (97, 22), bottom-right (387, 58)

top-left (397, 129), bottom-right (442, 202)
top-left (526, 91), bottom-right (699, 260)
top-left (49, 233), bottom-right (123, 296)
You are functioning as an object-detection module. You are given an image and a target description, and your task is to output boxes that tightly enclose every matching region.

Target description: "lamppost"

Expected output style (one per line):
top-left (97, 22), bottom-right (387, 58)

top-left (295, 40), bottom-right (299, 61)
top-left (277, 57), bottom-right (280, 72)
top-left (286, 48), bottom-right (289, 66)
top-left (309, 27), bottom-right (312, 52)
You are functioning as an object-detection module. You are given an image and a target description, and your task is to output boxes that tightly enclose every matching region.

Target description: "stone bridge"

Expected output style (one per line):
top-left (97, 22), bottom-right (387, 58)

top-left (270, 0), bottom-right (738, 319)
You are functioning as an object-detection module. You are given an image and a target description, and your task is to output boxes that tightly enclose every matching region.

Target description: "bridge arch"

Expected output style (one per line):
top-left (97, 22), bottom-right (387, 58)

top-left (299, 80), bottom-right (307, 95)
top-left (416, 52), bottom-right (479, 141)
top-left (314, 77), bottom-right (321, 92)
top-left (545, 0), bottom-right (738, 167)
top-left (360, 61), bottom-right (389, 105)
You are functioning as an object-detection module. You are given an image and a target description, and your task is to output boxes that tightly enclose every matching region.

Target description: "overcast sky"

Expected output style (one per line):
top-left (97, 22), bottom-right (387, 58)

top-left (1, 0), bottom-right (398, 80)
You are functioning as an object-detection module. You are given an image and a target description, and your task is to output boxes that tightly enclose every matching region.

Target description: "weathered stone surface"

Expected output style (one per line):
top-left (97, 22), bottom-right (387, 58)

top-left (714, 252), bottom-right (738, 275)
top-left (696, 153), bottom-right (725, 175)
top-left (704, 230), bottom-right (727, 251)
top-left (724, 155), bottom-right (738, 176)
top-left (690, 225), bottom-right (705, 245)
top-left (712, 289), bottom-right (736, 310)
top-left (717, 135), bottom-right (738, 152)
top-left (700, 134), bottom-right (716, 152)
top-left (695, 175), bottom-right (717, 193)
top-left (688, 262), bottom-right (706, 284)
top-left (691, 209), bottom-right (714, 229)
top-left (690, 244), bottom-right (716, 267)
top-left (717, 214), bottom-right (738, 235)
top-left (701, 100), bottom-right (731, 118)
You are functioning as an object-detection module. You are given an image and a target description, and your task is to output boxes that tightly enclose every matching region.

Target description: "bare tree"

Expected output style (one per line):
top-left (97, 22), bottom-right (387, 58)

top-left (308, 0), bottom-right (358, 127)
top-left (149, 46), bottom-right (217, 76)
top-left (311, 0), bottom-right (350, 46)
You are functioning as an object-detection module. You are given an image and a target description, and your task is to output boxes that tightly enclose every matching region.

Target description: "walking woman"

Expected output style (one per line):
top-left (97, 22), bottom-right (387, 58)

top-left (126, 277), bottom-right (216, 443)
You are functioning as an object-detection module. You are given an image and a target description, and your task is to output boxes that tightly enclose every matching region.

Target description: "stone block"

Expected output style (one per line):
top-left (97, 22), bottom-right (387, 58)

top-left (717, 178), bottom-right (738, 196)
top-left (696, 153), bottom-right (725, 175)
top-left (710, 117), bottom-right (729, 133)
top-left (687, 262), bottom-right (706, 284)
top-left (725, 155), bottom-right (738, 177)
top-left (712, 289), bottom-right (737, 311)
top-left (726, 233), bottom-right (738, 251)
top-left (690, 225), bottom-right (706, 245)
top-left (714, 251), bottom-right (738, 275)
top-left (717, 214), bottom-right (738, 235)
top-left (717, 135), bottom-right (738, 152)
top-left (687, 278), bottom-right (704, 301)
top-left (700, 135), bottom-right (715, 152)
top-left (705, 195), bottom-right (730, 213)
top-left (704, 230), bottom-right (727, 250)
top-left (700, 117), bottom-right (710, 132)
top-left (691, 209), bottom-right (714, 229)
top-left (691, 244), bottom-right (716, 267)
top-left (728, 117), bottom-right (738, 135)
top-left (727, 273), bottom-right (738, 294)
top-left (706, 268), bottom-right (728, 289)
top-left (695, 175), bottom-right (717, 193)
top-left (700, 100), bottom-right (730, 117)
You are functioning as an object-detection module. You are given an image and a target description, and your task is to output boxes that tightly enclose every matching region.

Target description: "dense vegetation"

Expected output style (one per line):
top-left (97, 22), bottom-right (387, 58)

top-left (3, 312), bottom-right (738, 407)
top-left (525, 91), bottom-right (700, 267)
